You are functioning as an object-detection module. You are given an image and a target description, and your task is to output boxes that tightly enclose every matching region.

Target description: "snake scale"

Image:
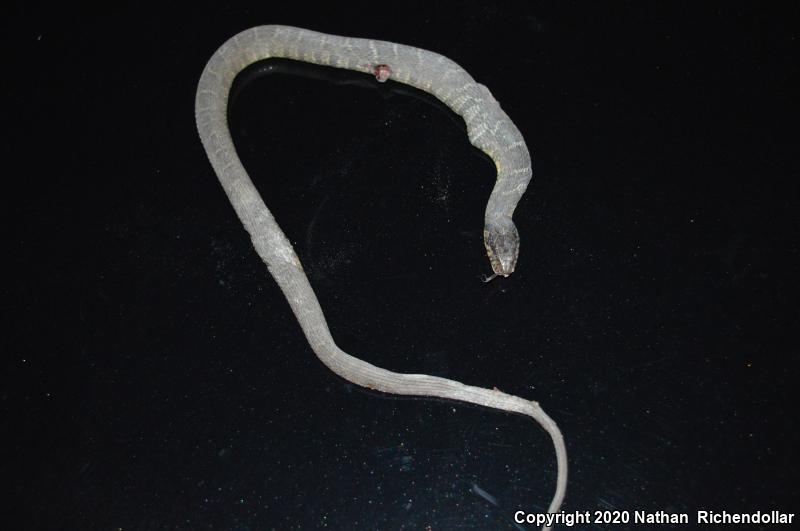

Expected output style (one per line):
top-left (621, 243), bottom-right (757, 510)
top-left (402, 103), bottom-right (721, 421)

top-left (195, 25), bottom-right (567, 530)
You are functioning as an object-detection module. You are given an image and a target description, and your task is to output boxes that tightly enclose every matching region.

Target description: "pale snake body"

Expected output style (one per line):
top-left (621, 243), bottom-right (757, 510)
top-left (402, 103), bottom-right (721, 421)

top-left (195, 25), bottom-right (567, 529)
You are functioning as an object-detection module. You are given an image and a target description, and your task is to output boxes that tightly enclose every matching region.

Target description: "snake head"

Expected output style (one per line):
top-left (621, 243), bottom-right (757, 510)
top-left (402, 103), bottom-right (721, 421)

top-left (483, 218), bottom-right (520, 277)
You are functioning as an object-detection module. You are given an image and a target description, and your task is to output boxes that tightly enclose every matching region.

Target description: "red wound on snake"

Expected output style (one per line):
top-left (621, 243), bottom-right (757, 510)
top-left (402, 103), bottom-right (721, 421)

top-left (374, 64), bottom-right (392, 82)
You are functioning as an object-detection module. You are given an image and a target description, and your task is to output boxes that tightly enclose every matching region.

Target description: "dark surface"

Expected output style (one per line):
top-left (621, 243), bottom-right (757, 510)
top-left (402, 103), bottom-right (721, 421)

top-left (3, 2), bottom-right (798, 530)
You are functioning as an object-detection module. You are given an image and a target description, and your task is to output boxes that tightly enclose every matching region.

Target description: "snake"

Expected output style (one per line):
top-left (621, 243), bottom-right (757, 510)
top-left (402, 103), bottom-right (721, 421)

top-left (195, 25), bottom-right (567, 530)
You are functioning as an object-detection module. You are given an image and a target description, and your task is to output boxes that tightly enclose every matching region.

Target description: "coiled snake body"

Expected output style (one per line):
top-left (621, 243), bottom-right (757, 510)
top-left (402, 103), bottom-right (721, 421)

top-left (195, 25), bottom-right (567, 530)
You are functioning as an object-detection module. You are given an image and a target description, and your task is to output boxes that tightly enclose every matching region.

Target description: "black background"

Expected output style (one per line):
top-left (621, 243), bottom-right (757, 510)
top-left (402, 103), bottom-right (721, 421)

top-left (4, 2), bottom-right (798, 530)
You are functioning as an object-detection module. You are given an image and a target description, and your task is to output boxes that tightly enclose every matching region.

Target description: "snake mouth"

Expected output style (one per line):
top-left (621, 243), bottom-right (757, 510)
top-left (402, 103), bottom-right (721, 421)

top-left (499, 257), bottom-right (515, 275)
